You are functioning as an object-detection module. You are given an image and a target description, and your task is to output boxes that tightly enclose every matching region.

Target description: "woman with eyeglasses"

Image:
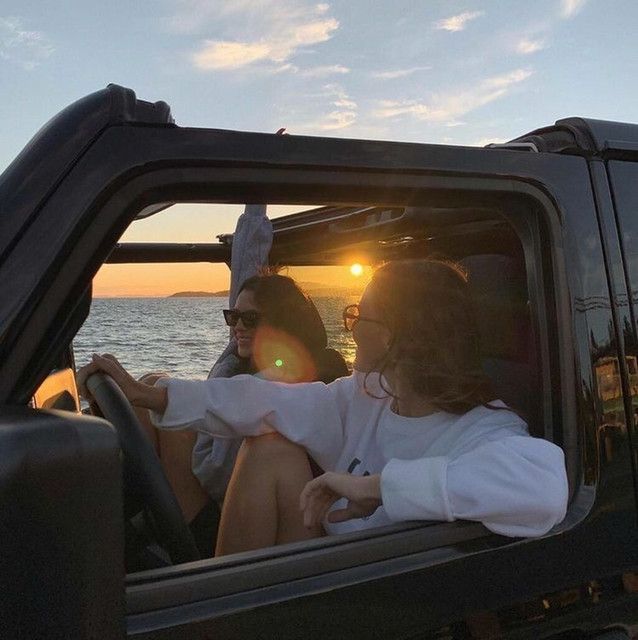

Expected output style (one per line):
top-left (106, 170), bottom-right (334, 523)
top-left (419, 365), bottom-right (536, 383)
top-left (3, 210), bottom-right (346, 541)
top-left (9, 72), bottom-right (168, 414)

top-left (79, 259), bottom-right (568, 555)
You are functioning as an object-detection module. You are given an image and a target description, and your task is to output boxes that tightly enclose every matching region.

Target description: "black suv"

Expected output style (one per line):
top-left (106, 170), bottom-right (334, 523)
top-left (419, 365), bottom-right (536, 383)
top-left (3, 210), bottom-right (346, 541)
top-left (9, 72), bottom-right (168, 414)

top-left (1, 85), bottom-right (638, 640)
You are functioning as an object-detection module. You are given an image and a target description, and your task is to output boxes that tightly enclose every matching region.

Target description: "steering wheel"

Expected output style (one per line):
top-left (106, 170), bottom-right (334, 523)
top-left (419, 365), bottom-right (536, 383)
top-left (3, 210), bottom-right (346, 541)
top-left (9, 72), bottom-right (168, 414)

top-left (86, 372), bottom-right (200, 564)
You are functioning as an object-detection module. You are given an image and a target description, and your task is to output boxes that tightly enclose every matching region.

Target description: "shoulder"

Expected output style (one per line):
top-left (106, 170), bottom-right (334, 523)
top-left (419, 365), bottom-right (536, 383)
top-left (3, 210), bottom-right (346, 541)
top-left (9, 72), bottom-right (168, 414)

top-left (208, 349), bottom-right (249, 379)
top-left (325, 371), bottom-right (388, 410)
top-left (464, 401), bottom-right (527, 427)
top-left (326, 372), bottom-right (360, 394)
top-left (450, 401), bottom-right (529, 447)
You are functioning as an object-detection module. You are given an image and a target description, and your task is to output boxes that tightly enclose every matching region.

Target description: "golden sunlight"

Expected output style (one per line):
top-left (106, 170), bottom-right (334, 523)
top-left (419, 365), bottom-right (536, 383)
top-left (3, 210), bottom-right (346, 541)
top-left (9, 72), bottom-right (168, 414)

top-left (350, 263), bottom-right (364, 277)
top-left (252, 326), bottom-right (317, 382)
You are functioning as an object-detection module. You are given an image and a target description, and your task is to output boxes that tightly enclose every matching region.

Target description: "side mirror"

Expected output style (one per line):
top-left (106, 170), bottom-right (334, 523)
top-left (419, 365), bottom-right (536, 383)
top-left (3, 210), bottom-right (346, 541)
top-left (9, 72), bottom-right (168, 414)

top-left (0, 407), bottom-right (125, 639)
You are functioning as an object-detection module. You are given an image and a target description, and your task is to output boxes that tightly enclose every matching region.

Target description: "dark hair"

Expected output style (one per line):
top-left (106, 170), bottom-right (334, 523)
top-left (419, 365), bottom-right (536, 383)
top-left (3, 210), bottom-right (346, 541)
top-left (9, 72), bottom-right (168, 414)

top-left (238, 273), bottom-right (348, 383)
top-left (367, 259), bottom-right (495, 414)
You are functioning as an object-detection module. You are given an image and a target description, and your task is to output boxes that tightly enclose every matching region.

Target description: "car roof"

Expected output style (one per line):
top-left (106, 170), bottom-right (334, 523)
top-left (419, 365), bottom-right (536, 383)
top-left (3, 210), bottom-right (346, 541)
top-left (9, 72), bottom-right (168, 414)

top-left (0, 85), bottom-right (172, 264)
top-left (508, 117), bottom-right (638, 157)
top-left (4, 84), bottom-right (638, 267)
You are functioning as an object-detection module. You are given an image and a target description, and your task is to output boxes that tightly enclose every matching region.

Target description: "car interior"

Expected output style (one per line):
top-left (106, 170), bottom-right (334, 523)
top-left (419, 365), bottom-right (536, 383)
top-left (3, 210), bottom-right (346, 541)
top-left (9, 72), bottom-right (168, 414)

top-left (32, 195), bottom-right (565, 577)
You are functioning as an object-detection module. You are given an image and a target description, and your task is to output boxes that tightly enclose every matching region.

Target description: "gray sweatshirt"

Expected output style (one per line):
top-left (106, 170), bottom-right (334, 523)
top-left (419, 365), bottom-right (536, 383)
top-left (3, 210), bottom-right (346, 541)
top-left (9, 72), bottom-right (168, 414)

top-left (190, 204), bottom-right (272, 504)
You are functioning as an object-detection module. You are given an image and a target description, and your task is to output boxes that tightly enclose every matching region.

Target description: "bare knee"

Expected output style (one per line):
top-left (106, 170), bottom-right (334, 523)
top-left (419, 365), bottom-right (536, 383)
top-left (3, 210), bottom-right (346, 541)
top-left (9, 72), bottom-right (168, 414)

top-left (240, 433), bottom-right (307, 466)
top-left (138, 372), bottom-right (169, 386)
top-left (235, 434), bottom-right (313, 496)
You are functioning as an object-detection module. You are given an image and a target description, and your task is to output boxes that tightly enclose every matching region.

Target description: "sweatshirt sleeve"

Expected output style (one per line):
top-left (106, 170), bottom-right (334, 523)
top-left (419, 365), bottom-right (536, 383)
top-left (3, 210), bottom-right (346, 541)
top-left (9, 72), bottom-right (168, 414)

top-left (150, 374), bottom-right (349, 470)
top-left (380, 436), bottom-right (568, 537)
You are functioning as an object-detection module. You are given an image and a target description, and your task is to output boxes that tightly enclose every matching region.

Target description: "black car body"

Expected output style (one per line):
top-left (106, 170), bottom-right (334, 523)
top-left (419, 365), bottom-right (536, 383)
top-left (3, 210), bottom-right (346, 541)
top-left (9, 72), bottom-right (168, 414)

top-left (1, 85), bottom-right (638, 639)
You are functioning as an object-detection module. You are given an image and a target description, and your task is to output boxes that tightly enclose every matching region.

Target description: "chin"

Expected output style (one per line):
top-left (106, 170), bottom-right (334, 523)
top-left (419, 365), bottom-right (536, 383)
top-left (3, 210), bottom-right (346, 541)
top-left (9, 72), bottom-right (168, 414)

top-left (237, 346), bottom-right (252, 359)
top-left (354, 354), bottom-right (385, 374)
top-left (353, 357), bottom-right (372, 373)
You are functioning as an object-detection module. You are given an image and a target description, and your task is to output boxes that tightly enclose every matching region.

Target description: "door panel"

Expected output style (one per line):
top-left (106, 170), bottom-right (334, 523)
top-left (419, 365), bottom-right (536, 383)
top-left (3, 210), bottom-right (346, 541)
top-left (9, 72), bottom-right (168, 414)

top-left (32, 367), bottom-right (80, 411)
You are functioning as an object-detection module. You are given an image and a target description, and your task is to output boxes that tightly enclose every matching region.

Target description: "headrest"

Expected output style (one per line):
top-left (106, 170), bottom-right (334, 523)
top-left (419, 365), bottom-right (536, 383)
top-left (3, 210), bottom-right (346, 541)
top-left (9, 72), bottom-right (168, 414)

top-left (460, 254), bottom-right (529, 362)
top-left (460, 254), bottom-right (540, 431)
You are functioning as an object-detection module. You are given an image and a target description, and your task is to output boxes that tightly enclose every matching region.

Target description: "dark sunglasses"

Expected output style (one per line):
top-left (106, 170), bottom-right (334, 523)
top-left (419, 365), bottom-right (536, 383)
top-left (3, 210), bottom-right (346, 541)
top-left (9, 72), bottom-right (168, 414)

top-left (223, 309), bottom-right (262, 329)
top-left (342, 304), bottom-right (385, 332)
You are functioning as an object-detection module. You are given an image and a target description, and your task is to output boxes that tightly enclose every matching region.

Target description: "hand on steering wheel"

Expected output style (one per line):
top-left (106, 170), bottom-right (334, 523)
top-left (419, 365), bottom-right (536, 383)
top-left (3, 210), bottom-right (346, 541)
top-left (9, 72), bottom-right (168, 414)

top-left (83, 370), bottom-right (199, 564)
top-left (78, 354), bottom-right (167, 414)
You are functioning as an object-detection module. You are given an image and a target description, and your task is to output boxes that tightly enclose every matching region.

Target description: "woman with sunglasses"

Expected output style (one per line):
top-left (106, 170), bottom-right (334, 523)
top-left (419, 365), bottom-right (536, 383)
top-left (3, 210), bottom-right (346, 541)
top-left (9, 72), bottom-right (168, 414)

top-left (79, 259), bottom-right (568, 555)
top-left (192, 271), bottom-right (348, 511)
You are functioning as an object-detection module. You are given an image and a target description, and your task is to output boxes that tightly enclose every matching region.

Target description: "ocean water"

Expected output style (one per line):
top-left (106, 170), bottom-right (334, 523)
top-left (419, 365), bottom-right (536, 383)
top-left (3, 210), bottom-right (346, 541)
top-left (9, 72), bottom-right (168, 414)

top-left (73, 295), bottom-right (359, 380)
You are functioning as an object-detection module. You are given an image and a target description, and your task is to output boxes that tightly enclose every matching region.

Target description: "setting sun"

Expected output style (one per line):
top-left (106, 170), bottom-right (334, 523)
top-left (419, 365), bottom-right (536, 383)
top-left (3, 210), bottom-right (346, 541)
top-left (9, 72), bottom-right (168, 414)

top-left (350, 263), bottom-right (363, 277)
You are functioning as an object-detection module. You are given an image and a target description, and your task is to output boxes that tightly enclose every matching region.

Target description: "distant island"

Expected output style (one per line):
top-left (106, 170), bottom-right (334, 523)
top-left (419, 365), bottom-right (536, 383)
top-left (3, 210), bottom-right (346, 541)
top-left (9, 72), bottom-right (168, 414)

top-left (168, 281), bottom-right (365, 298)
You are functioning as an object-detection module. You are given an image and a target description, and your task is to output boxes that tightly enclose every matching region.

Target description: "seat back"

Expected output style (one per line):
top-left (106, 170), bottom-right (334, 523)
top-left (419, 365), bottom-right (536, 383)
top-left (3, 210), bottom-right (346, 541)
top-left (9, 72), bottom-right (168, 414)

top-left (460, 254), bottom-right (541, 436)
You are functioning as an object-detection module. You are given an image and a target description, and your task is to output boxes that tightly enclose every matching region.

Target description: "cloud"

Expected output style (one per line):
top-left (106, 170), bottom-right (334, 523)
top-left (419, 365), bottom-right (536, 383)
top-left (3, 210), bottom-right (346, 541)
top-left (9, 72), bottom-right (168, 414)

top-left (434, 11), bottom-right (483, 32)
top-left (318, 84), bottom-right (357, 129)
top-left (171, 1), bottom-right (340, 71)
top-left (166, 0), bottom-right (285, 34)
top-left (193, 14), bottom-right (338, 70)
top-left (274, 62), bottom-right (299, 74)
top-left (516, 37), bottom-right (546, 54)
top-left (0, 16), bottom-right (54, 69)
top-left (300, 64), bottom-right (349, 77)
top-left (319, 109), bottom-right (357, 130)
top-left (295, 84), bottom-right (358, 131)
top-left (373, 68), bottom-right (533, 123)
top-left (561, 0), bottom-right (587, 18)
top-left (193, 41), bottom-right (272, 69)
top-left (333, 97), bottom-right (356, 109)
top-left (371, 66), bottom-right (431, 80)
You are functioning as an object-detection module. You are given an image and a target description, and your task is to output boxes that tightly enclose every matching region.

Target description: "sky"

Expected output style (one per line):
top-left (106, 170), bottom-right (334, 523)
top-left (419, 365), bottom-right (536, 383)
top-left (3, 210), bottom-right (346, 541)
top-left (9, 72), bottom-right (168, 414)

top-left (1, 0), bottom-right (637, 295)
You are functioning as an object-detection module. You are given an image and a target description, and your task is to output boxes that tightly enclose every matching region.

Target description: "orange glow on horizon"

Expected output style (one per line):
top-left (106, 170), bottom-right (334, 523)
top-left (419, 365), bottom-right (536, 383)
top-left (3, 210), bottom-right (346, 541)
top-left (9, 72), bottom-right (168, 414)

top-left (92, 263), bottom-right (230, 297)
top-left (92, 263), bottom-right (371, 298)
top-left (98, 204), bottom-right (375, 296)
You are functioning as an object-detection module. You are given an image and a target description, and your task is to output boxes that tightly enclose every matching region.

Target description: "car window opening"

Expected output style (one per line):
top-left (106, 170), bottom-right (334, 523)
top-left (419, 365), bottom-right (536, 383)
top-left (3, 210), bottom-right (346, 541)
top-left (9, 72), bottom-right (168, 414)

top-left (64, 197), bottom-right (562, 575)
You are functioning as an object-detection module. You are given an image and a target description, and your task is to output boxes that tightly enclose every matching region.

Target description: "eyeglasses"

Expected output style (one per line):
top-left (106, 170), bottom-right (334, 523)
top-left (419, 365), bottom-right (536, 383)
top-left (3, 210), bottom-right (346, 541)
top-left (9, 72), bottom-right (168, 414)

top-left (223, 309), bottom-right (262, 329)
top-left (342, 304), bottom-right (385, 332)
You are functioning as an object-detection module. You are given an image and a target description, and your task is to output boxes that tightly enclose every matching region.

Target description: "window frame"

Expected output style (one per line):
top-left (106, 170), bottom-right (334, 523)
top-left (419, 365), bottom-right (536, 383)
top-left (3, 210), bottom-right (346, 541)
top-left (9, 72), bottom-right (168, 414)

top-left (92, 176), bottom-right (578, 626)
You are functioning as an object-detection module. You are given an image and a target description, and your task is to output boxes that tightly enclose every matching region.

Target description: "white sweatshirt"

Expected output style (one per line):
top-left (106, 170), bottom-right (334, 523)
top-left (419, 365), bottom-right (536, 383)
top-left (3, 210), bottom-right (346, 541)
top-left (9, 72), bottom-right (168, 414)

top-left (151, 372), bottom-right (568, 538)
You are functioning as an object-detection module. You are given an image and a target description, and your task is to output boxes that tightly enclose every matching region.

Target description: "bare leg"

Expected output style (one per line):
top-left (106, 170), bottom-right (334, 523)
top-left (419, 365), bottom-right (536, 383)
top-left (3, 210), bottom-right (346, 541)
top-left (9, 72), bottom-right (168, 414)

top-left (215, 433), bottom-right (323, 556)
top-left (156, 428), bottom-right (210, 522)
top-left (134, 373), bottom-right (209, 523)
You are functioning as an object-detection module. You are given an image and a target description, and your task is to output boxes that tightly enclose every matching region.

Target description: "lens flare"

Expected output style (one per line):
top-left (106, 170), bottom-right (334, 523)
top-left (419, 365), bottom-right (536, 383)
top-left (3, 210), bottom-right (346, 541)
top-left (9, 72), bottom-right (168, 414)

top-left (253, 326), bottom-right (317, 382)
top-left (350, 263), bottom-right (363, 276)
